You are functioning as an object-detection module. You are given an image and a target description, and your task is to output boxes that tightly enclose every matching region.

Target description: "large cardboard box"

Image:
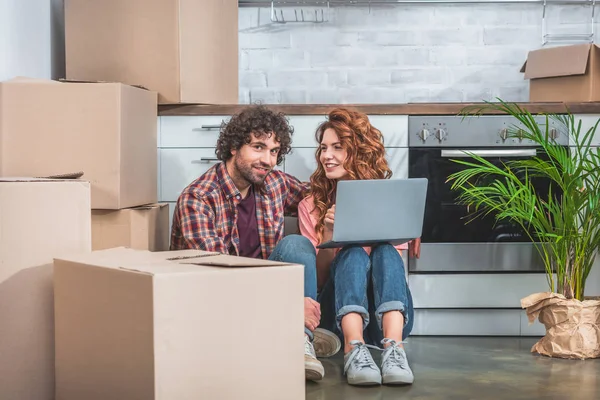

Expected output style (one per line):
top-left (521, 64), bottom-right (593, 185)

top-left (65, 0), bottom-right (238, 105)
top-left (92, 203), bottom-right (170, 251)
top-left (0, 78), bottom-right (158, 209)
top-left (521, 43), bottom-right (600, 102)
top-left (54, 248), bottom-right (304, 400)
top-left (0, 178), bottom-right (91, 400)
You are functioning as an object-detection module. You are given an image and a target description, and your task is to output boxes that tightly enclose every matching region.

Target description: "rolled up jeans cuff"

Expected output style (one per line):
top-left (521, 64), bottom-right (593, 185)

top-left (375, 300), bottom-right (408, 330)
top-left (336, 305), bottom-right (369, 332)
top-left (305, 327), bottom-right (313, 340)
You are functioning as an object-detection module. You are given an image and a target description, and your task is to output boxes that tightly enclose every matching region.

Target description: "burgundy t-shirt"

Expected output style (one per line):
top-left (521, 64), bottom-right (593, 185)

top-left (237, 185), bottom-right (262, 259)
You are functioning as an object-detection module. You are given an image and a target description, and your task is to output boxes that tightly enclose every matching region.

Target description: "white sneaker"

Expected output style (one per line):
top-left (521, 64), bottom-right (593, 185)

top-left (305, 335), bottom-right (325, 381)
top-left (380, 338), bottom-right (414, 385)
top-left (343, 341), bottom-right (381, 386)
top-left (313, 328), bottom-right (341, 358)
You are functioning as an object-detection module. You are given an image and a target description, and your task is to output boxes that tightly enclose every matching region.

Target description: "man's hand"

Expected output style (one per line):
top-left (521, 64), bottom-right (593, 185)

top-left (409, 237), bottom-right (422, 259)
top-left (304, 297), bottom-right (321, 332)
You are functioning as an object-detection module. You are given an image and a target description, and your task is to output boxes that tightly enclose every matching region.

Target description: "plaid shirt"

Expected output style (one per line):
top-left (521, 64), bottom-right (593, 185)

top-left (170, 162), bottom-right (308, 258)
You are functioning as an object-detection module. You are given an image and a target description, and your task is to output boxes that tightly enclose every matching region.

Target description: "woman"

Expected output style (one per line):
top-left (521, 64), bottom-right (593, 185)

top-left (298, 108), bottom-right (420, 387)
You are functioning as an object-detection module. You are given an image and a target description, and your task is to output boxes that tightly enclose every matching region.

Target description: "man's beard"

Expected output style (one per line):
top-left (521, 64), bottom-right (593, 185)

top-left (234, 156), bottom-right (271, 186)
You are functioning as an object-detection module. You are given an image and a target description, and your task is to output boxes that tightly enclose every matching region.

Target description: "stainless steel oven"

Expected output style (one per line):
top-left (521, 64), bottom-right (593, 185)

top-left (407, 115), bottom-right (569, 273)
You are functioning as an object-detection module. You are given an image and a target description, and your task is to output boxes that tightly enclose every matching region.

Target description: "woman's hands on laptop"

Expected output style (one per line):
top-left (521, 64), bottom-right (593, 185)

top-left (323, 205), bottom-right (336, 242)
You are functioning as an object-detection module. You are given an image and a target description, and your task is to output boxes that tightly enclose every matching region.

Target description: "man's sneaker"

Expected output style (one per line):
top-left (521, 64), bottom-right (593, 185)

top-left (343, 341), bottom-right (381, 386)
top-left (380, 338), bottom-right (414, 385)
top-left (305, 335), bottom-right (325, 381)
top-left (313, 328), bottom-right (341, 358)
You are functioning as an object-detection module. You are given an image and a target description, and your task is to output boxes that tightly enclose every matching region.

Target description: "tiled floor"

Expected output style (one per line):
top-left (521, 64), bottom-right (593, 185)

top-left (306, 337), bottom-right (600, 400)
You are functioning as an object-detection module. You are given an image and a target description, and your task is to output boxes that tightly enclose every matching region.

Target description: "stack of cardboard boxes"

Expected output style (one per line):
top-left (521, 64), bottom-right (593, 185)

top-left (0, 1), bottom-right (304, 399)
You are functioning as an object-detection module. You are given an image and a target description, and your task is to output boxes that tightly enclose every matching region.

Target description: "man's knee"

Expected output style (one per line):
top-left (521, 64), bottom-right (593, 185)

top-left (278, 234), bottom-right (316, 256)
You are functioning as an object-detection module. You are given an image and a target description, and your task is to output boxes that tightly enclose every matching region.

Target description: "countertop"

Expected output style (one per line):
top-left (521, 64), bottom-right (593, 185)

top-left (158, 102), bottom-right (600, 116)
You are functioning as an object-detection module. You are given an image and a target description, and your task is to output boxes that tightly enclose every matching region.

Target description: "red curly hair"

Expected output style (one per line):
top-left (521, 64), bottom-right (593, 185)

top-left (308, 108), bottom-right (392, 243)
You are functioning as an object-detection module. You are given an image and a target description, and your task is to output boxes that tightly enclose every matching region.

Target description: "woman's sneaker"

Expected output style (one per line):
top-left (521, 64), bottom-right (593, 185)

top-left (343, 341), bottom-right (381, 386)
top-left (380, 338), bottom-right (414, 385)
top-left (312, 328), bottom-right (341, 358)
top-left (305, 335), bottom-right (325, 381)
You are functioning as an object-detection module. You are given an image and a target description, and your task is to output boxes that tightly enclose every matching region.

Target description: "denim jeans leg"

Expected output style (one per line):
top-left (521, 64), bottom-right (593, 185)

top-left (370, 244), bottom-right (414, 340)
top-left (331, 245), bottom-right (371, 332)
top-left (269, 234), bottom-right (317, 338)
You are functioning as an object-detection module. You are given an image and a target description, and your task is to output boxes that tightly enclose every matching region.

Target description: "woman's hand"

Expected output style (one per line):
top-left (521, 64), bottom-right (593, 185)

top-left (324, 205), bottom-right (335, 234)
top-left (409, 237), bottom-right (422, 259)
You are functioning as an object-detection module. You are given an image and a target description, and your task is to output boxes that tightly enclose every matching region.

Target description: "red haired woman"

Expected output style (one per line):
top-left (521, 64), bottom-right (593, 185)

top-left (298, 108), bottom-right (419, 386)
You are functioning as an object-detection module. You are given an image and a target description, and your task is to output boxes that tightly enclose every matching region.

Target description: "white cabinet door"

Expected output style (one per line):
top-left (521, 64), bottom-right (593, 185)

top-left (572, 114), bottom-right (600, 146)
top-left (284, 148), bottom-right (408, 182)
top-left (160, 116), bottom-right (231, 148)
top-left (160, 148), bottom-right (221, 202)
top-left (412, 309), bottom-right (521, 336)
top-left (284, 148), bottom-right (318, 182)
top-left (409, 273), bottom-right (551, 308)
top-left (287, 116), bottom-right (328, 147)
top-left (368, 115), bottom-right (409, 147)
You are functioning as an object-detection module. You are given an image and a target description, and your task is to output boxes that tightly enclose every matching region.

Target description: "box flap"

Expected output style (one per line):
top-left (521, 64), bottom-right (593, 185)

top-left (55, 248), bottom-right (297, 276)
top-left (0, 177), bottom-right (88, 183)
top-left (521, 44), bottom-right (592, 79)
top-left (59, 78), bottom-right (150, 91)
top-left (2, 76), bottom-right (61, 84)
top-left (180, 254), bottom-right (292, 268)
top-left (130, 202), bottom-right (169, 211)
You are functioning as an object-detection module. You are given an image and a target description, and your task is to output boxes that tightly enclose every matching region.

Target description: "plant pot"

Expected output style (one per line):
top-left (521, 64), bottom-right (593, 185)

top-left (521, 292), bottom-right (600, 360)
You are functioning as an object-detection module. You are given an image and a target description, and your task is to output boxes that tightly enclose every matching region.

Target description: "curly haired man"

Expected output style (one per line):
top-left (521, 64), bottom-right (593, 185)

top-left (170, 104), bottom-right (340, 381)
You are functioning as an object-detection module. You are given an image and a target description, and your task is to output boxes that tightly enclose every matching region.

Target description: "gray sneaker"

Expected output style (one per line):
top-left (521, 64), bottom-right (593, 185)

top-left (343, 341), bottom-right (382, 386)
top-left (313, 328), bottom-right (341, 358)
top-left (380, 339), bottom-right (414, 385)
top-left (305, 335), bottom-right (325, 381)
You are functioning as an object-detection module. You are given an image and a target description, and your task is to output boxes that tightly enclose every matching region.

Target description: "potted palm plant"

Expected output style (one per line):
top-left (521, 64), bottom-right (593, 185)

top-left (446, 100), bottom-right (600, 359)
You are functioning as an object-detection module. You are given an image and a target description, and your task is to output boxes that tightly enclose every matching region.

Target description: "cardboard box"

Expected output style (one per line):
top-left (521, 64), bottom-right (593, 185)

top-left (92, 203), bottom-right (170, 251)
top-left (0, 178), bottom-right (91, 400)
top-left (0, 77), bottom-right (158, 209)
top-left (521, 43), bottom-right (600, 102)
top-left (54, 248), bottom-right (304, 400)
top-left (65, 0), bottom-right (238, 105)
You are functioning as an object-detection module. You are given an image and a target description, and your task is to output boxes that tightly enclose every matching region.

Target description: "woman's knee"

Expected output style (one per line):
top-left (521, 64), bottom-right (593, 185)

top-left (337, 246), bottom-right (370, 269)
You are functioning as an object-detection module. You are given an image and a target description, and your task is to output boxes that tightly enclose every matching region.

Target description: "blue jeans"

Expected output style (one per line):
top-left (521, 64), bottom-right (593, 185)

top-left (268, 234), bottom-right (318, 339)
top-left (318, 243), bottom-right (414, 345)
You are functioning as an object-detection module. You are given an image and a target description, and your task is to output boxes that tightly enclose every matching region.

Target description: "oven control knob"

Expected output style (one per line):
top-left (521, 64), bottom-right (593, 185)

top-left (418, 128), bottom-right (430, 142)
top-left (435, 128), bottom-right (447, 142)
top-left (499, 128), bottom-right (509, 141)
top-left (549, 128), bottom-right (559, 140)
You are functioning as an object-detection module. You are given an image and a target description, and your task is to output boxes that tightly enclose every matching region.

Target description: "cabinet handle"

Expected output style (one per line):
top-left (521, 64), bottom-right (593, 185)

top-left (192, 124), bottom-right (221, 131)
top-left (191, 158), bottom-right (220, 164)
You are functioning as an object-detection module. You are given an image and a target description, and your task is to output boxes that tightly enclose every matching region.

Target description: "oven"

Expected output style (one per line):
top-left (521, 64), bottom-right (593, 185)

top-left (407, 115), bottom-right (569, 273)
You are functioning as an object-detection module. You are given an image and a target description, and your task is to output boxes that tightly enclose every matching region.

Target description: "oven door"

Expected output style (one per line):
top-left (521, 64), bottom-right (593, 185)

top-left (408, 147), bottom-right (558, 273)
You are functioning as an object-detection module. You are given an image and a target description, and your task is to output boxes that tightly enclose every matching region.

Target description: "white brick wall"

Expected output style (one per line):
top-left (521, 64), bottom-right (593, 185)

top-left (239, 3), bottom-right (598, 104)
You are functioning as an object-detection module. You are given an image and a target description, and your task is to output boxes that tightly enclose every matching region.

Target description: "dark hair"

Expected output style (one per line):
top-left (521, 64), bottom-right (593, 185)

top-left (215, 105), bottom-right (293, 165)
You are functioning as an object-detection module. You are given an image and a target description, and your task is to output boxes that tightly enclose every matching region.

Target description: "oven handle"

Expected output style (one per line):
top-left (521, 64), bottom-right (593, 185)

top-left (441, 149), bottom-right (537, 158)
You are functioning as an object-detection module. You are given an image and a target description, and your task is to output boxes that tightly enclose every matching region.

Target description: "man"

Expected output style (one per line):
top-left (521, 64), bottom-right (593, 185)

top-left (170, 105), bottom-right (340, 381)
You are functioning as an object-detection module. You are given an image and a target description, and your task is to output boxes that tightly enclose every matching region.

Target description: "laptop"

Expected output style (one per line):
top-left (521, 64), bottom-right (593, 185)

top-left (316, 178), bottom-right (428, 249)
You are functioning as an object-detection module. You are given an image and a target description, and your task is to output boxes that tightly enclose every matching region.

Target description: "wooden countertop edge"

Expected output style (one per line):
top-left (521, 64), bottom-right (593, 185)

top-left (158, 102), bottom-right (600, 116)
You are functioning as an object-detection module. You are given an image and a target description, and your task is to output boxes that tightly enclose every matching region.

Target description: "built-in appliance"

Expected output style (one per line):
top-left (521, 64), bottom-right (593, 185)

top-left (407, 115), bottom-right (569, 273)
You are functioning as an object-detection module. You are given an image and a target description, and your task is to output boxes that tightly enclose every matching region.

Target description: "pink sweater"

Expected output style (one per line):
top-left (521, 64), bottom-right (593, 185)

top-left (297, 195), bottom-right (408, 256)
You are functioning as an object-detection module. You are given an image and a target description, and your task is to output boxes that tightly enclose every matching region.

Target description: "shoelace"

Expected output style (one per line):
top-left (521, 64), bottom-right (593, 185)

top-left (304, 336), bottom-right (316, 357)
top-left (380, 339), bottom-right (409, 372)
top-left (345, 340), bottom-right (380, 373)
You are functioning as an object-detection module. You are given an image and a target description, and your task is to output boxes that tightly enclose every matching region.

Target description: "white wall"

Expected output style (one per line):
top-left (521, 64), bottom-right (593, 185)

top-left (0, 0), bottom-right (65, 81)
top-left (239, 3), bottom-right (597, 104)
